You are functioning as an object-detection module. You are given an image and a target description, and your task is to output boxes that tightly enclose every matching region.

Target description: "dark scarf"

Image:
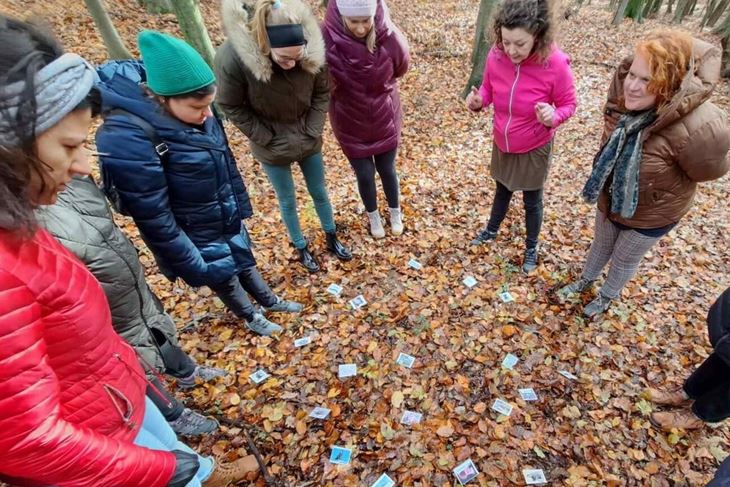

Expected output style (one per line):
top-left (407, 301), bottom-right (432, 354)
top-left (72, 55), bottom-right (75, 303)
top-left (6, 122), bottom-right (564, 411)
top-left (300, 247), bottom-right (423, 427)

top-left (582, 109), bottom-right (657, 219)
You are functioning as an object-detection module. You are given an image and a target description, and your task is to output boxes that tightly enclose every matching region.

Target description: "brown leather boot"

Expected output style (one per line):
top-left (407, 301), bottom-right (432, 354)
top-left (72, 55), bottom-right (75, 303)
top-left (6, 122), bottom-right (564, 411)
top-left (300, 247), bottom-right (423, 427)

top-left (650, 409), bottom-right (703, 431)
top-left (644, 387), bottom-right (692, 407)
top-left (203, 455), bottom-right (259, 487)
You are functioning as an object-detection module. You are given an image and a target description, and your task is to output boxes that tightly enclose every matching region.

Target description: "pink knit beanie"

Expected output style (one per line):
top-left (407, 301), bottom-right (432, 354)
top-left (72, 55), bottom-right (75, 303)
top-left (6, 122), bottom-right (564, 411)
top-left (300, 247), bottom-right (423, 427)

top-left (336, 0), bottom-right (377, 17)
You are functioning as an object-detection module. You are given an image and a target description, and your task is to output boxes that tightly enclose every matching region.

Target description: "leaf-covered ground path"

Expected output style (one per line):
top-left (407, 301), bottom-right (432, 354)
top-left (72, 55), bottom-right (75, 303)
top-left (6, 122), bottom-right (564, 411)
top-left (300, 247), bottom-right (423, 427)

top-left (4, 0), bottom-right (730, 484)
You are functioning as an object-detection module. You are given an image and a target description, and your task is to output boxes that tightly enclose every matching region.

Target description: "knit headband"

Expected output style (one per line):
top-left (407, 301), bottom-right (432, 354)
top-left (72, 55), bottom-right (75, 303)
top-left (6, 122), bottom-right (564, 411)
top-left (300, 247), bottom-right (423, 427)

top-left (0, 53), bottom-right (98, 147)
top-left (266, 24), bottom-right (306, 48)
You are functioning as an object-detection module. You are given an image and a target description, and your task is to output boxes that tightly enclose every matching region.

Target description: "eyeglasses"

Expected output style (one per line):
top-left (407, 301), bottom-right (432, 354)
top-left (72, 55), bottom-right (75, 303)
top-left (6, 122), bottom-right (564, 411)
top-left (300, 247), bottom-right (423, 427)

top-left (271, 44), bottom-right (308, 63)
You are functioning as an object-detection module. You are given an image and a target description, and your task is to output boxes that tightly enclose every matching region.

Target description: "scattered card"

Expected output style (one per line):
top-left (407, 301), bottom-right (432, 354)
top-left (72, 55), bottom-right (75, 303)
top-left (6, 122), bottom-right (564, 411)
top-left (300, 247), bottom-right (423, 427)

top-left (350, 294), bottom-right (368, 310)
top-left (326, 283), bottom-right (343, 297)
top-left (502, 353), bottom-right (519, 370)
top-left (453, 459), bottom-right (479, 485)
top-left (329, 446), bottom-right (352, 465)
top-left (558, 370), bottom-right (578, 381)
top-left (294, 336), bottom-right (312, 348)
top-left (491, 398), bottom-right (513, 417)
top-left (400, 410), bottom-right (423, 425)
top-left (309, 407), bottom-right (331, 419)
top-left (408, 258), bottom-right (423, 270)
top-left (249, 369), bottom-right (270, 384)
top-left (499, 291), bottom-right (515, 303)
top-left (523, 469), bottom-right (548, 485)
top-left (463, 276), bottom-right (478, 288)
top-left (396, 352), bottom-right (416, 369)
top-left (519, 388), bottom-right (539, 402)
top-left (371, 473), bottom-right (395, 487)
top-left (338, 363), bottom-right (357, 378)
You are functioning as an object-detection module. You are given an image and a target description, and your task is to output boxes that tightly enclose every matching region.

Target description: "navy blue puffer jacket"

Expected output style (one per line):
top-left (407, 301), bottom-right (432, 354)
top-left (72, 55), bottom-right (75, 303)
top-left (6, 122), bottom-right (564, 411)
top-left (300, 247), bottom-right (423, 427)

top-left (95, 60), bottom-right (255, 287)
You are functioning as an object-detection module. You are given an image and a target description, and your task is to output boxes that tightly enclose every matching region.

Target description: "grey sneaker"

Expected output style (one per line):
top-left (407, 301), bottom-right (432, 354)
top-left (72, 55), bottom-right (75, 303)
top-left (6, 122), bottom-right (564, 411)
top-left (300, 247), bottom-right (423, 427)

top-left (177, 365), bottom-right (228, 389)
top-left (246, 313), bottom-right (283, 336)
top-left (584, 294), bottom-right (614, 318)
top-left (557, 278), bottom-right (594, 299)
top-left (523, 247), bottom-right (538, 273)
top-left (169, 408), bottom-right (219, 436)
top-left (471, 228), bottom-right (497, 245)
top-left (264, 296), bottom-right (304, 313)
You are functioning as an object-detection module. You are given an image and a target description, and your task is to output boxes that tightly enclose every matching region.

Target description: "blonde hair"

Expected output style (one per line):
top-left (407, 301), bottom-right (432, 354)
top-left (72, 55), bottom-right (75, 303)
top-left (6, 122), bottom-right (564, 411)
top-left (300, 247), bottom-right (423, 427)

top-left (250, 0), bottom-right (300, 55)
top-left (341, 17), bottom-right (377, 53)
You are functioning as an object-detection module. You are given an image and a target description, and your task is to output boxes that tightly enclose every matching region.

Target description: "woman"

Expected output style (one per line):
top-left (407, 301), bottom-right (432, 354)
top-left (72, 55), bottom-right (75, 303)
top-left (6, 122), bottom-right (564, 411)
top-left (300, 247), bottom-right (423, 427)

top-left (37, 175), bottom-right (226, 436)
top-left (559, 31), bottom-right (730, 317)
top-left (322, 0), bottom-right (410, 238)
top-left (645, 287), bottom-right (730, 431)
top-left (466, 0), bottom-right (576, 273)
top-left (215, 0), bottom-right (352, 273)
top-left (0, 16), bottom-right (255, 487)
top-left (96, 30), bottom-right (302, 337)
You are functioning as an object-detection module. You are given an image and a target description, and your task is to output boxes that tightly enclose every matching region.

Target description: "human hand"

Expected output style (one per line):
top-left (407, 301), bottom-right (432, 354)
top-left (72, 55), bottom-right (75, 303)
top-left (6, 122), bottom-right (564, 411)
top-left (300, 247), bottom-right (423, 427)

top-left (535, 102), bottom-right (555, 127)
top-left (466, 86), bottom-right (483, 111)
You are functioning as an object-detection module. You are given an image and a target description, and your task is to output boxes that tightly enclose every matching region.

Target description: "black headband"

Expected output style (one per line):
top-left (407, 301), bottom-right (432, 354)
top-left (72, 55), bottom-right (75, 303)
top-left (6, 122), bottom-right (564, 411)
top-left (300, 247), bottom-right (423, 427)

top-left (266, 24), bottom-right (306, 48)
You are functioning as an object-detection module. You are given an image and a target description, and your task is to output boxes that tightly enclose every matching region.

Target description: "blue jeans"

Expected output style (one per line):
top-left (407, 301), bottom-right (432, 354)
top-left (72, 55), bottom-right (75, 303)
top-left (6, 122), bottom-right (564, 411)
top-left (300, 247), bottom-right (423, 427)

top-left (134, 397), bottom-right (214, 486)
top-left (261, 152), bottom-right (336, 249)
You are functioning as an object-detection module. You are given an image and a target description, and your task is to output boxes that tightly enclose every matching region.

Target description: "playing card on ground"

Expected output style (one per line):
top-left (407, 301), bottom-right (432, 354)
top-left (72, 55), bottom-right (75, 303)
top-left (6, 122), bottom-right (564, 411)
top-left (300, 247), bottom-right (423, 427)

top-left (558, 370), bottom-right (578, 380)
top-left (519, 388), bottom-right (538, 401)
top-left (349, 294), bottom-right (367, 309)
top-left (463, 276), bottom-right (478, 288)
top-left (309, 407), bottom-right (331, 419)
top-left (491, 398), bottom-right (513, 416)
top-left (294, 336), bottom-right (311, 348)
top-left (400, 410), bottom-right (423, 425)
top-left (249, 369), bottom-right (270, 384)
top-left (499, 291), bottom-right (515, 303)
top-left (453, 459), bottom-right (479, 485)
top-left (502, 353), bottom-right (519, 369)
top-left (326, 283), bottom-right (343, 297)
top-left (523, 469), bottom-right (547, 485)
top-left (338, 363), bottom-right (357, 378)
top-left (371, 473), bottom-right (395, 487)
top-left (408, 258), bottom-right (423, 270)
top-left (396, 352), bottom-right (415, 368)
top-left (329, 446), bottom-right (352, 465)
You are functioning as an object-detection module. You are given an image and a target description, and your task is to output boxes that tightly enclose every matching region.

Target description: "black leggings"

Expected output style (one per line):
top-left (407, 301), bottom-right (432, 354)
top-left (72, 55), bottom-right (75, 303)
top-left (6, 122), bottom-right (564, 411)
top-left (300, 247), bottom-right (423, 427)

top-left (348, 148), bottom-right (400, 213)
top-left (486, 181), bottom-right (544, 249)
top-left (684, 352), bottom-right (730, 422)
top-left (208, 266), bottom-right (278, 321)
top-left (147, 376), bottom-right (185, 421)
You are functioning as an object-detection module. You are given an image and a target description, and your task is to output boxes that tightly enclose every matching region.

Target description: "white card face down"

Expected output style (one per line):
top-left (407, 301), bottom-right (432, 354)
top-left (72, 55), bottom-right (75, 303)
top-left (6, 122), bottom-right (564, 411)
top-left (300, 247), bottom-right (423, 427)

top-left (294, 336), bottom-right (312, 348)
top-left (327, 283), bottom-right (343, 296)
top-left (463, 276), bottom-right (478, 288)
top-left (523, 469), bottom-right (547, 485)
top-left (491, 398), bottom-right (513, 417)
top-left (249, 369), bottom-right (270, 384)
top-left (396, 352), bottom-right (416, 368)
top-left (519, 388), bottom-right (538, 402)
top-left (499, 291), bottom-right (515, 303)
top-left (309, 407), bottom-right (331, 419)
top-left (558, 370), bottom-right (578, 380)
top-left (350, 295), bottom-right (368, 309)
top-left (400, 410), bottom-right (423, 425)
top-left (370, 473), bottom-right (395, 487)
top-left (408, 258), bottom-right (423, 270)
top-left (338, 363), bottom-right (357, 378)
top-left (453, 459), bottom-right (479, 485)
top-left (502, 353), bottom-right (519, 369)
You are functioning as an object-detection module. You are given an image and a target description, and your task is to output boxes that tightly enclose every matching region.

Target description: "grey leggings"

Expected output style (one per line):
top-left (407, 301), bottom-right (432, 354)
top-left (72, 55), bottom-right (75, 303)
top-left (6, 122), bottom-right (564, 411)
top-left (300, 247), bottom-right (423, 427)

top-left (581, 211), bottom-right (661, 299)
top-left (208, 266), bottom-right (278, 321)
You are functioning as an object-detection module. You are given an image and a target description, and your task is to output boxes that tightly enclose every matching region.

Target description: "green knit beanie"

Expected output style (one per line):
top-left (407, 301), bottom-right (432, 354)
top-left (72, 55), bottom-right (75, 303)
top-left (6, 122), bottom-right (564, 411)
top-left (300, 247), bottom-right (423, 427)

top-left (137, 30), bottom-right (215, 96)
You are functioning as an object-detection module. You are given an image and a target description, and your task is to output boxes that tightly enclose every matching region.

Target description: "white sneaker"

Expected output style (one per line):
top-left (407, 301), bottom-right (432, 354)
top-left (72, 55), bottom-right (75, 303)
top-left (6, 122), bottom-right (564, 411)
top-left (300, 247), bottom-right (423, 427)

top-left (389, 207), bottom-right (403, 236)
top-left (368, 210), bottom-right (385, 239)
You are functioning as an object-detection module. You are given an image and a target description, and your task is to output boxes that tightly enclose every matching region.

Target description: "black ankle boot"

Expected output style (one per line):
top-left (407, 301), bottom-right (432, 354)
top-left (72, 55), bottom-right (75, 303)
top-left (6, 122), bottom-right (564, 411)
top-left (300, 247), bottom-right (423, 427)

top-left (325, 231), bottom-right (352, 261)
top-left (297, 245), bottom-right (320, 273)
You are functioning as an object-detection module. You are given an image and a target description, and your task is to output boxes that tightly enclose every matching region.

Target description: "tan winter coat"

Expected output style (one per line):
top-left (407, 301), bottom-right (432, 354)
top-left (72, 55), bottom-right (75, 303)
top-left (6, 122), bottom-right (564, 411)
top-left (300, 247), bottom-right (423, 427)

top-left (215, 0), bottom-right (329, 166)
top-left (599, 39), bottom-right (730, 228)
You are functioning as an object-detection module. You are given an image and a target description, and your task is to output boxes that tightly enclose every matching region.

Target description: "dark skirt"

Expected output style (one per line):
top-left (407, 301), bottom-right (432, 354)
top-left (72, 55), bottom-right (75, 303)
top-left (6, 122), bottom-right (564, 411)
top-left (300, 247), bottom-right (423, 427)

top-left (490, 140), bottom-right (553, 192)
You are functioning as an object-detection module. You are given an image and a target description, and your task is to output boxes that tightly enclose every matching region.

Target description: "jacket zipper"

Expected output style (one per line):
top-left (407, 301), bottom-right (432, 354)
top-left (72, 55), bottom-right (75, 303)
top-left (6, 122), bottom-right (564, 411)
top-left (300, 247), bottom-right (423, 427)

top-left (504, 64), bottom-right (521, 152)
top-left (115, 352), bottom-right (172, 409)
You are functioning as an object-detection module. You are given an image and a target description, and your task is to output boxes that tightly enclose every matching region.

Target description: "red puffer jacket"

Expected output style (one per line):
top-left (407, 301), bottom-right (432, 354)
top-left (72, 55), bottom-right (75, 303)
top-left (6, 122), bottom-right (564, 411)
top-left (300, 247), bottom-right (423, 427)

top-left (0, 229), bottom-right (176, 486)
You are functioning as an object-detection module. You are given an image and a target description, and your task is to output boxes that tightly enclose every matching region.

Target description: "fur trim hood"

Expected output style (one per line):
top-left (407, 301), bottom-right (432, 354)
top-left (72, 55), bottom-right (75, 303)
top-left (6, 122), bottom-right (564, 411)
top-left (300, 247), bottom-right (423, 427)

top-left (220, 0), bottom-right (326, 82)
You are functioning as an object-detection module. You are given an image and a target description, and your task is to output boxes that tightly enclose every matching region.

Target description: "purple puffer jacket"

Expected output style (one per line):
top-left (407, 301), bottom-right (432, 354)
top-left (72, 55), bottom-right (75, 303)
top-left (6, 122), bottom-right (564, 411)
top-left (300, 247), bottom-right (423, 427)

top-left (322, 0), bottom-right (410, 159)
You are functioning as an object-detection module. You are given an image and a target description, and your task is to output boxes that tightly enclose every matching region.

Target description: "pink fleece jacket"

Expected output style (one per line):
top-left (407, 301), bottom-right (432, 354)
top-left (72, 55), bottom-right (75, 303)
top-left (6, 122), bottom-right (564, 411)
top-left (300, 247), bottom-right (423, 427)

top-left (478, 45), bottom-right (577, 154)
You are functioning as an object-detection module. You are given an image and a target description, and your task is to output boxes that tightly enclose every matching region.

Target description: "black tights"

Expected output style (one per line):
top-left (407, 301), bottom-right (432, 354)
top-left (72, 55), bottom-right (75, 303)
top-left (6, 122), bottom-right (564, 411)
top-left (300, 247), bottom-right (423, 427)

top-left (486, 181), bottom-right (544, 249)
top-left (349, 148), bottom-right (400, 213)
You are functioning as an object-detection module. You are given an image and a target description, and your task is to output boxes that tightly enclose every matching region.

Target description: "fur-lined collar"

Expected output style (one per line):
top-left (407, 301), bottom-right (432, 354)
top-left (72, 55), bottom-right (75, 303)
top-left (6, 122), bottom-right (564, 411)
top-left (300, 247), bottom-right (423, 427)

top-left (220, 0), bottom-right (326, 82)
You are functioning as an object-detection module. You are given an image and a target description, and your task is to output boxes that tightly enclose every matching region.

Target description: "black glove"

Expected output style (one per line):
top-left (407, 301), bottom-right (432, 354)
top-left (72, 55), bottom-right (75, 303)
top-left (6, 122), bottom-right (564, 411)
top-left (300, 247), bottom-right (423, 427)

top-left (167, 450), bottom-right (200, 487)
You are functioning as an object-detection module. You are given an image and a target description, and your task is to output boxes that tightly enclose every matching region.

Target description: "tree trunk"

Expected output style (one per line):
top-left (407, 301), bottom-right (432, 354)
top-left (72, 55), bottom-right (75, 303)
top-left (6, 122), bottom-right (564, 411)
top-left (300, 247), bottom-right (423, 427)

top-left (704, 0), bottom-right (730, 28)
top-left (462, 0), bottom-right (498, 98)
top-left (643, 0), bottom-right (663, 18)
top-left (666, 0), bottom-right (675, 14)
top-left (672, 0), bottom-right (692, 22)
top-left (170, 0), bottom-right (216, 67)
top-left (714, 9), bottom-right (730, 76)
top-left (612, 0), bottom-right (631, 24)
top-left (83, 0), bottom-right (133, 59)
top-left (625, 0), bottom-right (646, 21)
top-left (139, 0), bottom-right (172, 14)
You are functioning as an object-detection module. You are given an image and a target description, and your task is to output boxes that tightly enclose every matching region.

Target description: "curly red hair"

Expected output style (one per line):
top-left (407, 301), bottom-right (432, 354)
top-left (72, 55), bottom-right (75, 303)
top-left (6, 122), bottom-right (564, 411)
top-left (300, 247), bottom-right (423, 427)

top-left (635, 30), bottom-right (693, 109)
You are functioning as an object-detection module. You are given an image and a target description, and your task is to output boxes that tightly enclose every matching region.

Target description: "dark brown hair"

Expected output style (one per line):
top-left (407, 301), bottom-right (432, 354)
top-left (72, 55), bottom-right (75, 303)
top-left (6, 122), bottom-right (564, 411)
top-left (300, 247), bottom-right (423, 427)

top-left (491, 0), bottom-right (556, 62)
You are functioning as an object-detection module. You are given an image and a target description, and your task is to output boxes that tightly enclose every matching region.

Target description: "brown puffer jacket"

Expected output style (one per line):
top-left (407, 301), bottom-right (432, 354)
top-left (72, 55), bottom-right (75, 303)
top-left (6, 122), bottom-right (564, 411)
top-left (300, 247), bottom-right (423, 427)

top-left (598, 38), bottom-right (730, 229)
top-left (215, 0), bottom-right (329, 166)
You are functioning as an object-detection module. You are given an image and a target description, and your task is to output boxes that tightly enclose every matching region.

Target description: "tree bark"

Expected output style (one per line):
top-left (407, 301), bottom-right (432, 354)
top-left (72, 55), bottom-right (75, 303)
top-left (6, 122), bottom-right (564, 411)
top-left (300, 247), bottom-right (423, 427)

top-left (462, 0), bottom-right (499, 98)
top-left (139, 0), bottom-right (172, 14)
top-left (672, 0), bottom-right (692, 22)
top-left (703, 0), bottom-right (730, 28)
top-left (83, 0), bottom-right (133, 59)
top-left (170, 0), bottom-right (216, 67)
top-left (612, 0), bottom-right (631, 24)
top-left (666, 0), bottom-right (675, 14)
top-left (714, 8), bottom-right (730, 77)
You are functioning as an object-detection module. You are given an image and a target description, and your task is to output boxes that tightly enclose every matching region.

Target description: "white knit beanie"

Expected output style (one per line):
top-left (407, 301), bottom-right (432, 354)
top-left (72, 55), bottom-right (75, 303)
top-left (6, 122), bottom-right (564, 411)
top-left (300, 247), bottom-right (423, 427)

top-left (336, 0), bottom-right (377, 17)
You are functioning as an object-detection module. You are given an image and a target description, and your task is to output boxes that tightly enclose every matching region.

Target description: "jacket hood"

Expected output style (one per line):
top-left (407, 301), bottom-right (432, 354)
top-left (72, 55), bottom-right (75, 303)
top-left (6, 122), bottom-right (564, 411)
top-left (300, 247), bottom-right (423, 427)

top-left (220, 0), bottom-right (325, 82)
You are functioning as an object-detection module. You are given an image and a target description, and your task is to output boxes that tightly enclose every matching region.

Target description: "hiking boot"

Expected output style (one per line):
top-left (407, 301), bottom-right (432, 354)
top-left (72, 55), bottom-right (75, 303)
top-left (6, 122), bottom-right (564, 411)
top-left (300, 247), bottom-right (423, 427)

top-left (203, 455), bottom-right (259, 487)
top-left (471, 228), bottom-right (497, 245)
top-left (177, 366), bottom-right (228, 390)
top-left (264, 296), bottom-right (303, 313)
top-left (644, 387), bottom-right (692, 407)
top-left (389, 207), bottom-right (404, 236)
top-left (325, 231), bottom-right (352, 261)
top-left (523, 247), bottom-right (538, 273)
top-left (557, 278), bottom-right (594, 300)
top-left (367, 210), bottom-right (385, 239)
top-left (583, 293), bottom-right (614, 318)
top-left (246, 313), bottom-right (282, 336)
top-left (297, 245), bottom-right (320, 273)
top-left (169, 408), bottom-right (219, 436)
top-left (650, 409), bottom-right (703, 431)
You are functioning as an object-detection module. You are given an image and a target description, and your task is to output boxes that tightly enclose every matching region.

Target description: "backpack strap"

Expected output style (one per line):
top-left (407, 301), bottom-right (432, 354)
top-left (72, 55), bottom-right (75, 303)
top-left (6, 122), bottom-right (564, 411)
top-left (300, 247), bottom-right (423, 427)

top-left (106, 108), bottom-right (169, 163)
